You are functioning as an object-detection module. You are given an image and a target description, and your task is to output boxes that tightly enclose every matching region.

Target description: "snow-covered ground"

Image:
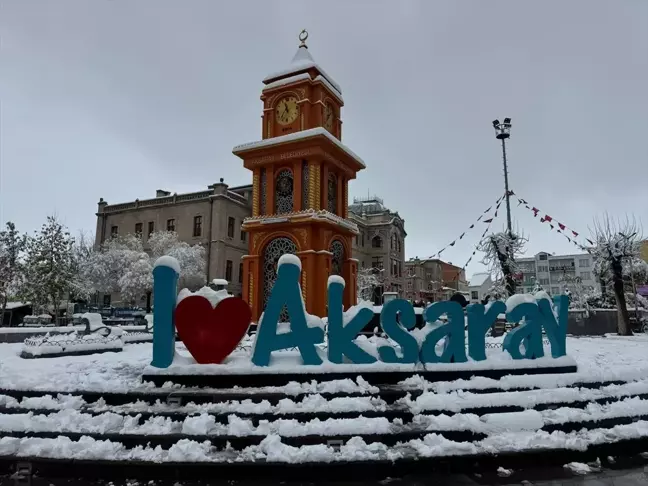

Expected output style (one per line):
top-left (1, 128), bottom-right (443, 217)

top-left (0, 334), bottom-right (647, 465)
top-left (0, 334), bottom-right (646, 393)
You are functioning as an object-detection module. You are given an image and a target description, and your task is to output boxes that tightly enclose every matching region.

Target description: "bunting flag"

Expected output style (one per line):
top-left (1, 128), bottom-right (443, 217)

top-left (426, 194), bottom-right (505, 260)
top-left (514, 192), bottom-right (592, 252)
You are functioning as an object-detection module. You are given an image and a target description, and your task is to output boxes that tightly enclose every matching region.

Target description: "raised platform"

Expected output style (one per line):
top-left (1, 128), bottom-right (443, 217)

top-left (142, 356), bottom-right (578, 387)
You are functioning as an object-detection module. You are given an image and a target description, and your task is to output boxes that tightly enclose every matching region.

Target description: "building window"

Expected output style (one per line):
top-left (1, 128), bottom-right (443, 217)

top-left (537, 265), bottom-right (548, 273)
top-left (275, 169), bottom-right (294, 214)
top-left (371, 235), bottom-right (382, 248)
top-left (110, 225), bottom-right (118, 237)
top-left (327, 172), bottom-right (338, 214)
top-left (361, 233), bottom-right (365, 247)
top-left (148, 221), bottom-right (155, 237)
top-left (103, 294), bottom-right (111, 307)
top-left (539, 254), bottom-right (548, 261)
top-left (239, 262), bottom-right (244, 284)
top-left (228, 217), bottom-right (235, 238)
top-left (193, 216), bottom-right (202, 237)
top-left (225, 260), bottom-right (233, 282)
top-left (372, 257), bottom-right (383, 270)
top-left (167, 219), bottom-right (175, 232)
top-left (539, 278), bottom-right (549, 285)
top-left (260, 168), bottom-right (267, 214)
top-left (471, 291), bottom-right (479, 300)
top-left (135, 223), bottom-right (142, 237)
top-left (302, 160), bottom-right (309, 210)
top-left (579, 259), bottom-right (590, 267)
top-left (240, 230), bottom-right (246, 242)
top-left (580, 271), bottom-right (591, 280)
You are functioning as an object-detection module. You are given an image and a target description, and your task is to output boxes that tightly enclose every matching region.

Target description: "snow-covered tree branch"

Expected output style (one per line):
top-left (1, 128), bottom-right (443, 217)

top-left (0, 222), bottom-right (27, 325)
top-left (478, 231), bottom-right (527, 298)
top-left (357, 266), bottom-right (384, 303)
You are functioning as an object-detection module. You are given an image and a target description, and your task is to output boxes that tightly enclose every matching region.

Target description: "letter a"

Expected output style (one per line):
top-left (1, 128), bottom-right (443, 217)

top-left (251, 256), bottom-right (324, 366)
top-left (420, 301), bottom-right (467, 363)
top-left (466, 301), bottom-right (506, 361)
top-left (503, 302), bottom-right (544, 360)
top-left (327, 276), bottom-right (376, 364)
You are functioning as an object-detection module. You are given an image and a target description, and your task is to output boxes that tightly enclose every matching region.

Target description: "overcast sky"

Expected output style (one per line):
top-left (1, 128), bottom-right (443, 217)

top-left (1, 0), bottom-right (647, 278)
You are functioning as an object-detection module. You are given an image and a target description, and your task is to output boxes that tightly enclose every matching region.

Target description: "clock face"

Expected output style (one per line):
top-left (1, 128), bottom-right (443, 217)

top-left (275, 96), bottom-right (299, 125)
top-left (324, 103), bottom-right (335, 131)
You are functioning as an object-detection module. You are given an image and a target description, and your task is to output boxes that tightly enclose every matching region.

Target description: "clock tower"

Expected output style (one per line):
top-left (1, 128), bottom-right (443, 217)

top-left (233, 31), bottom-right (365, 321)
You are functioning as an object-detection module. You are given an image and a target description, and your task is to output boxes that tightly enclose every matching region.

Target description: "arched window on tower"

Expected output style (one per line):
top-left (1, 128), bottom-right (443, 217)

top-left (330, 239), bottom-right (345, 276)
top-left (262, 236), bottom-right (298, 322)
top-left (372, 235), bottom-right (382, 249)
top-left (327, 172), bottom-right (337, 214)
top-left (275, 169), bottom-right (294, 214)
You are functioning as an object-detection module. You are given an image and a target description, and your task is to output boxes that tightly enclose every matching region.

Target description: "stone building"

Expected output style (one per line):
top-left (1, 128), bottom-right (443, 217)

top-left (404, 258), bottom-right (467, 303)
top-left (95, 180), bottom-right (252, 297)
top-left (348, 196), bottom-right (406, 299)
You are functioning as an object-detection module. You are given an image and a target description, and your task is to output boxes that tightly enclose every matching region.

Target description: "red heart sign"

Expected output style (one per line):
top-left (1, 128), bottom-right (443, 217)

top-left (174, 296), bottom-right (251, 364)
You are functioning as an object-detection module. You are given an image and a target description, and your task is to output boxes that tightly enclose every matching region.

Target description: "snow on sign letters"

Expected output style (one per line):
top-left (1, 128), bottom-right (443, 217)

top-left (151, 255), bottom-right (568, 369)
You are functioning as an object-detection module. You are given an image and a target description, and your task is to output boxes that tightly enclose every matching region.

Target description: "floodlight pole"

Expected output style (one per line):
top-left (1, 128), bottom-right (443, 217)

top-left (493, 119), bottom-right (513, 238)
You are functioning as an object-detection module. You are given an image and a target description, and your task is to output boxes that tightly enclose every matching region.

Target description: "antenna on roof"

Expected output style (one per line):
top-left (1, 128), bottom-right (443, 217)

top-left (299, 29), bottom-right (308, 48)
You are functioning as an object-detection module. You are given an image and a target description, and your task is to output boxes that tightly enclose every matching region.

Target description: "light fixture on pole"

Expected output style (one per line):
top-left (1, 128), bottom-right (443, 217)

top-left (492, 118), bottom-right (513, 237)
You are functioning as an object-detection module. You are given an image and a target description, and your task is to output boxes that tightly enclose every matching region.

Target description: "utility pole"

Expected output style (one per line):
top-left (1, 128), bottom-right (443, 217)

top-left (492, 118), bottom-right (513, 237)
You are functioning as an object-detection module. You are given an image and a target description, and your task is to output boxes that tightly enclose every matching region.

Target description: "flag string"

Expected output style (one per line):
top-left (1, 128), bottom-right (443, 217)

top-left (427, 193), bottom-right (505, 260)
top-left (513, 192), bottom-right (593, 252)
top-left (449, 200), bottom-right (502, 282)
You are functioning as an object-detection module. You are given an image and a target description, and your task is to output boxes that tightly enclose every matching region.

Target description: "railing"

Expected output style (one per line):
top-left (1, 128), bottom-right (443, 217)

top-left (353, 195), bottom-right (384, 205)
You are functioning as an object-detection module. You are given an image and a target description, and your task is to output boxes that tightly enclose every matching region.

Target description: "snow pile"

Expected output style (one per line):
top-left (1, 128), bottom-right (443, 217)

top-left (21, 331), bottom-right (123, 357)
top-left (177, 286), bottom-right (232, 306)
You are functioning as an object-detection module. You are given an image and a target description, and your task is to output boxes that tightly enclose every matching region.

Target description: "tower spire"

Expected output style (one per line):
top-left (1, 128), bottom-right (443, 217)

top-left (299, 29), bottom-right (308, 48)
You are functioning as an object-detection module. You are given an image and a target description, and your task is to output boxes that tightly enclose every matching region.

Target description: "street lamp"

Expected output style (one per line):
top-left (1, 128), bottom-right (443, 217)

top-left (492, 118), bottom-right (513, 237)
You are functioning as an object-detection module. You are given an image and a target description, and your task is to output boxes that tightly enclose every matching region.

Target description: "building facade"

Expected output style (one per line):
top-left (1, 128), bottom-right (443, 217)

top-left (468, 273), bottom-right (493, 303)
top-left (95, 181), bottom-right (253, 297)
top-left (349, 196), bottom-right (406, 299)
top-left (515, 251), bottom-right (599, 295)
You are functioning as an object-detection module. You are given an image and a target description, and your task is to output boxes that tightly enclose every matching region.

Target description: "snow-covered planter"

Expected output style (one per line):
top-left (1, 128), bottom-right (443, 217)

top-left (20, 331), bottom-right (123, 359)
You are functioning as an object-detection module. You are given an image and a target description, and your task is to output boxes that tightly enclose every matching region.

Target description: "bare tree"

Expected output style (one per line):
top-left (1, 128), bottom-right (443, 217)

top-left (478, 231), bottom-right (527, 298)
top-left (590, 214), bottom-right (644, 335)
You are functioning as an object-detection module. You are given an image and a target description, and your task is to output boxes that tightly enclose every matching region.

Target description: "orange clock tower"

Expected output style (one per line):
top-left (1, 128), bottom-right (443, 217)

top-left (233, 31), bottom-right (365, 321)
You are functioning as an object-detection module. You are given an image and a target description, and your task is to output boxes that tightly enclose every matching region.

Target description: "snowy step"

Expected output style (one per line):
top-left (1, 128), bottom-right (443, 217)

top-left (2, 396), bottom-right (648, 448)
top-left (2, 380), bottom-right (648, 424)
top-left (1, 422), bottom-right (648, 467)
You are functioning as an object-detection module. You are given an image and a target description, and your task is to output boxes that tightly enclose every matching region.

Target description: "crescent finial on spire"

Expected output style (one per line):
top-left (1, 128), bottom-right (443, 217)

top-left (299, 29), bottom-right (308, 48)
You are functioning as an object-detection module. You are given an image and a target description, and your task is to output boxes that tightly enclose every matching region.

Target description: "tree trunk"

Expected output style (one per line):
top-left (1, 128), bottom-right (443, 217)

top-left (496, 250), bottom-right (516, 297)
top-left (611, 260), bottom-right (632, 335)
top-left (146, 291), bottom-right (152, 313)
top-left (0, 294), bottom-right (7, 326)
